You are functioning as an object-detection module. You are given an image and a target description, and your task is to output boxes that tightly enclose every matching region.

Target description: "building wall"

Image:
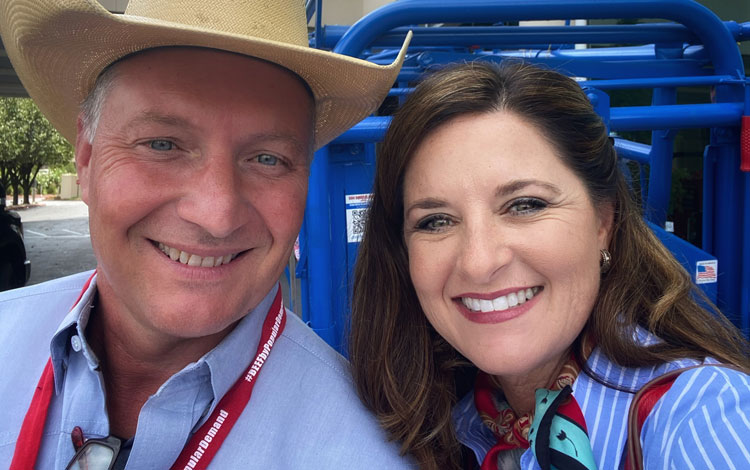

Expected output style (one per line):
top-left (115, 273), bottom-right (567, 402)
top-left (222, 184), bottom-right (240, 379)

top-left (98, 0), bottom-right (127, 13)
top-left (312, 0), bottom-right (391, 25)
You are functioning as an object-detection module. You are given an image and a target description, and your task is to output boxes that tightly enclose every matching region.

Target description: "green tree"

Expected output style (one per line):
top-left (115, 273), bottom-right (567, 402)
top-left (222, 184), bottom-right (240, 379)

top-left (0, 97), bottom-right (73, 205)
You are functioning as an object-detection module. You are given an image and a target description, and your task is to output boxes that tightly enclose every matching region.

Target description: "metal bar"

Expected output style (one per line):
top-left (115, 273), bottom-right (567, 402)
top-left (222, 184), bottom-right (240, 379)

top-left (314, 0), bottom-right (324, 49)
top-left (613, 138), bottom-right (651, 165)
top-left (580, 75), bottom-right (736, 90)
top-left (386, 76), bottom-right (737, 98)
top-left (610, 103), bottom-right (744, 131)
top-left (331, 117), bottom-right (391, 144)
top-left (324, 23), bottom-right (699, 49)
top-left (713, 138), bottom-right (743, 326)
top-left (645, 88), bottom-right (677, 227)
top-left (702, 145), bottom-right (716, 254)
top-left (333, 103), bottom-right (745, 145)
top-left (334, 0), bottom-right (744, 78)
top-left (324, 21), bottom-right (750, 50)
top-left (305, 146), bottom-right (335, 344)
top-left (742, 85), bottom-right (750, 336)
top-left (305, 0), bottom-right (316, 24)
top-left (387, 87), bottom-right (413, 97)
top-left (411, 51), bottom-right (709, 79)
top-left (742, 173), bottom-right (750, 336)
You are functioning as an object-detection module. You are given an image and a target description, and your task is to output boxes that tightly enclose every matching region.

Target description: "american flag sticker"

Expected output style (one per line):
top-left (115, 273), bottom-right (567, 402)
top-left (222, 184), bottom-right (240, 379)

top-left (695, 260), bottom-right (718, 285)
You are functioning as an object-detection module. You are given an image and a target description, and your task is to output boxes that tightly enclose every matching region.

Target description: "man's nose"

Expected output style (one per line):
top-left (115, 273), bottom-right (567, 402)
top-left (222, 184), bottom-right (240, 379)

top-left (176, 154), bottom-right (251, 239)
top-left (455, 222), bottom-right (513, 284)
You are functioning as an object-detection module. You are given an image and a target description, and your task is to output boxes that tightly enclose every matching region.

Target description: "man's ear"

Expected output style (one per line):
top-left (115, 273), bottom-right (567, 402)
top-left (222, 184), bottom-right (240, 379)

top-left (75, 115), bottom-right (92, 204)
top-left (597, 201), bottom-right (615, 248)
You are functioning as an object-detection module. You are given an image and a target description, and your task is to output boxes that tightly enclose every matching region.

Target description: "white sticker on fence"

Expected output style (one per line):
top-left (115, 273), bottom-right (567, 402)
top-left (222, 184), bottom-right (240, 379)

top-left (345, 193), bottom-right (372, 243)
top-left (695, 259), bottom-right (718, 284)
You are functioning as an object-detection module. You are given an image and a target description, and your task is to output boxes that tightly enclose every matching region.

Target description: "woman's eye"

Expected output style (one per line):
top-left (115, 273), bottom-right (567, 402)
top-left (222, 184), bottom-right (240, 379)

top-left (508, 198), bottom-right (547, 215)
top-left (149, 139), bottom-right (174, 151)
top-left (256, 154), bottom-right (280, 166)
top-left (416, 214), bottom-right (454, 232)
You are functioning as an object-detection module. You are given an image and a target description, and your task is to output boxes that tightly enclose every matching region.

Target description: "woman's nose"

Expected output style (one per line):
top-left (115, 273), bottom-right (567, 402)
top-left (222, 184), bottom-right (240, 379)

top-left (455, 223), bottom-right (513, 284)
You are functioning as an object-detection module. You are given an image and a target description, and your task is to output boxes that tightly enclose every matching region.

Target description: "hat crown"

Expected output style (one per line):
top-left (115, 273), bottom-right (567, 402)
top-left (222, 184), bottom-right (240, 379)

top-left (125, 0), bottom-right (309, 47)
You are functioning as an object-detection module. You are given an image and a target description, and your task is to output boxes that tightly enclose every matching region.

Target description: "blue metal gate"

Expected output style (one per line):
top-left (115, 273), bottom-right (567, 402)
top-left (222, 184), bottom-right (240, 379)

top-left (293, 0), bottom-right (750, 352)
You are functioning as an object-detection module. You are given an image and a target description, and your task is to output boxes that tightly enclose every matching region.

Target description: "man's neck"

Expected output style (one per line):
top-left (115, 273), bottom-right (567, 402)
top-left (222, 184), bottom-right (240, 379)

top-left (86, 294), bottom-right (236, 438)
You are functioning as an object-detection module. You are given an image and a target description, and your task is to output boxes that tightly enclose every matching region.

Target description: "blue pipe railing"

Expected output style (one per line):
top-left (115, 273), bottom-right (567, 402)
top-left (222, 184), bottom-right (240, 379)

top-left (321, 21), bottom-right (750, 51)
top-left (388, 76), bottom-right (741, 96)
top-left (613, 138), bottom-right (651, 166)
top-left (331, 102), bottom-right (745, 145)
top-left (298, 0), bottom-right (749, 350)
top-left (334, 0), bottom-right (744, 78)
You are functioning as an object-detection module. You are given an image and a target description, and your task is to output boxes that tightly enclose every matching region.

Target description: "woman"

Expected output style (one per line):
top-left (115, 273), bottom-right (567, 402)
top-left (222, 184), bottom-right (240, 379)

top-left (350, 61), bottom-right (750, 470)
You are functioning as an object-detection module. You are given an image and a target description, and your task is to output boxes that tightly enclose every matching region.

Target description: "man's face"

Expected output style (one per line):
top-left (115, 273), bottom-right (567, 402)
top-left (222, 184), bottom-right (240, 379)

top-left (76, 48), bottom-right (313, 344)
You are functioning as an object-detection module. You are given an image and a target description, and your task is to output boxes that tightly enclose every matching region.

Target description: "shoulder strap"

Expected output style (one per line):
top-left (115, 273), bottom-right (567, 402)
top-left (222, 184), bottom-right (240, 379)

top-left (624, 363), bottom-right (746, 470)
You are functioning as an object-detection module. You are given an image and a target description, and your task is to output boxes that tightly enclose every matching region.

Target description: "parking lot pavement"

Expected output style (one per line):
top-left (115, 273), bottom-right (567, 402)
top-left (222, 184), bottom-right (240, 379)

top-left (15, 200), bottom-right (97, 285)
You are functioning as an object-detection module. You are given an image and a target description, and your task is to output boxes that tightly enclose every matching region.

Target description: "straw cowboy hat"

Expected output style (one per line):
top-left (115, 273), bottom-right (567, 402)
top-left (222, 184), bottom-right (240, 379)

top-left (0, 0), bottom-right (410, 149)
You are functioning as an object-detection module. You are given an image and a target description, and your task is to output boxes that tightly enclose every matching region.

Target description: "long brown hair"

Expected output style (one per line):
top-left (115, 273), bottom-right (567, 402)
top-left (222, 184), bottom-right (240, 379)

top-left (349, 61), bottom-right (750, 470)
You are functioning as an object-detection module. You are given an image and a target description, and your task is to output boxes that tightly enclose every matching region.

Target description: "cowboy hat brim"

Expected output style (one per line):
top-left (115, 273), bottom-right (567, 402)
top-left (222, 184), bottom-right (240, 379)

top-left (0, 0), bottom-right (410, 149)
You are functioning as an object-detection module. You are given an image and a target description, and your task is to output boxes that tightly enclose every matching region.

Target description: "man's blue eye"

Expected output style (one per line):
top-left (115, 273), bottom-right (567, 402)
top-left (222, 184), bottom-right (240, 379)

top-left (257, 154), bottom-right (279, 166)
top-left (150, 140), bottom-right (174, 151)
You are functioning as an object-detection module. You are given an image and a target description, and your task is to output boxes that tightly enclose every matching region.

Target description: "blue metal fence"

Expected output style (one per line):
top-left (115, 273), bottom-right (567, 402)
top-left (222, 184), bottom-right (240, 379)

top-left (295, 0), bottom-right (750, 353)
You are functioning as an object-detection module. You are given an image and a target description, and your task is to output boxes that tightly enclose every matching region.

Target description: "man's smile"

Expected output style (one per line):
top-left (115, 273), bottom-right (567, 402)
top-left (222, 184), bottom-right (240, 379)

top-left (155, 241), bottom-right (243, 267)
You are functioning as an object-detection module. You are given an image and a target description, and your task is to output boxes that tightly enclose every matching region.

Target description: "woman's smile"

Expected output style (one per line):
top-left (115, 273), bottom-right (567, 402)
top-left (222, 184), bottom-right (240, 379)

top-left (454, 286), bottom-right (543, 324)
top-left (459, 286), bottom-right (542, 313)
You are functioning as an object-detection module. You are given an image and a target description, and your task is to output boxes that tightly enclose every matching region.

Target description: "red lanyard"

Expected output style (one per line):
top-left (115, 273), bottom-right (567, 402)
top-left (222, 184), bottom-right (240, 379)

top-left (170, 289), bottom-right (285, 469)
top-left (10, 274), bottom-right (286, 470)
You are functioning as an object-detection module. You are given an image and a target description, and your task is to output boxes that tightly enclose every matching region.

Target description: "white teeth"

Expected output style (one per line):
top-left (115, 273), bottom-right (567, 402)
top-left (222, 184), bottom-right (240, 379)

top-left (157, 242), bottom-right (239, 268)
top-left (462, 287), bottom-right (541, 313)
top-left (492, 296), bottom-right (509, 311)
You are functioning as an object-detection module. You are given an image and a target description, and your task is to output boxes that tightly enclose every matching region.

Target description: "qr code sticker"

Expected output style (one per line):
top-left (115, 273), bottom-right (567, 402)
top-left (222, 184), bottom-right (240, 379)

top-left (347, 207), bottom-right (369, 243)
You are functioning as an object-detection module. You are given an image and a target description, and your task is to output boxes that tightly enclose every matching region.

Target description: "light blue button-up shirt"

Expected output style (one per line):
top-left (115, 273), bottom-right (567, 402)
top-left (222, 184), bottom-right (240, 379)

top-left (0, 271), bottom-right (413, 469)
top-left (453, 334), bottom-right (750, 470)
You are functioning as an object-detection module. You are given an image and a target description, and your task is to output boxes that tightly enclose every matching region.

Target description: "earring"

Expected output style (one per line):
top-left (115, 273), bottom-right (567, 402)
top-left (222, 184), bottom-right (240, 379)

top-left (600, 249), bottom-right (611, 274)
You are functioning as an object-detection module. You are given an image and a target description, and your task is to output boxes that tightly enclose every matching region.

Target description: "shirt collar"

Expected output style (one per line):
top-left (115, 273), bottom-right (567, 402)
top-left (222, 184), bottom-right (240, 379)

top-left (50, 271), bottom-right (99, 394)
top-left (49, 272), bottom-right (281, 408)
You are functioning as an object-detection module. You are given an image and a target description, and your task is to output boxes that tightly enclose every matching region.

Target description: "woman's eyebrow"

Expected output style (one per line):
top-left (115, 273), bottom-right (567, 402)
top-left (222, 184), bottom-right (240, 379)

top-left (404, 197), bottom-right (446, 218)
top-left (495, 179), bottom-right (562, 198)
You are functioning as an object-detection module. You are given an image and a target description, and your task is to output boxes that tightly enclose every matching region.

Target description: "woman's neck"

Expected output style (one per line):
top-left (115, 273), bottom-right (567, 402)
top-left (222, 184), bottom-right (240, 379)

top-left (494, 351), bottom-right (571, 416)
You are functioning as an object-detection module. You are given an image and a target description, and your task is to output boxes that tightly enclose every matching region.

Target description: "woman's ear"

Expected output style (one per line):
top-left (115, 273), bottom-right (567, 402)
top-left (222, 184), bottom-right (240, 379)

top-left (597, 201), bottom-right (615, 248)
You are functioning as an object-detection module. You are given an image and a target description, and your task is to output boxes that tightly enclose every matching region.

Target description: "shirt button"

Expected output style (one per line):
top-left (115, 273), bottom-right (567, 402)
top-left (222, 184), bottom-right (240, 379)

top-left (71, 335), bottom-right (82, 352)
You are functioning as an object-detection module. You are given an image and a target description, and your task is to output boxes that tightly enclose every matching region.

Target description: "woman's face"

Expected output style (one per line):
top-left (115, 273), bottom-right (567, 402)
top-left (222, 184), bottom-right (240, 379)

top-left (402, 111), bottom-right (612, 381)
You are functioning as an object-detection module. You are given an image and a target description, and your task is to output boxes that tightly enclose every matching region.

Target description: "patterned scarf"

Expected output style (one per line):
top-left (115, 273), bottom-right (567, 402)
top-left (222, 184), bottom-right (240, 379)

top-left (474, 351), bottom-right (598, 470)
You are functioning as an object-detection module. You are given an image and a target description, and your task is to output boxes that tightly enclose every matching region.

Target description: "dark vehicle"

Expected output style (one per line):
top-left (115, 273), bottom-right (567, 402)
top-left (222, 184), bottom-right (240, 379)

top-left (0, 183), bottom-right (30, 291)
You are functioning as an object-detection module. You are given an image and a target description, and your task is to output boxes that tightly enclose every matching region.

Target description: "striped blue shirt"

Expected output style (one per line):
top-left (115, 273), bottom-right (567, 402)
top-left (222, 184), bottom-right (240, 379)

top-left (454, 335), bottom-right (750, 469)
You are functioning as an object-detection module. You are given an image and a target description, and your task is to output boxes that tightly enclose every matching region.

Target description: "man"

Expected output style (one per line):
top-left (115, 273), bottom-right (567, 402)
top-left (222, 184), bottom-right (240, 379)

top-left (0, 0), bottom-right (412, 468)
